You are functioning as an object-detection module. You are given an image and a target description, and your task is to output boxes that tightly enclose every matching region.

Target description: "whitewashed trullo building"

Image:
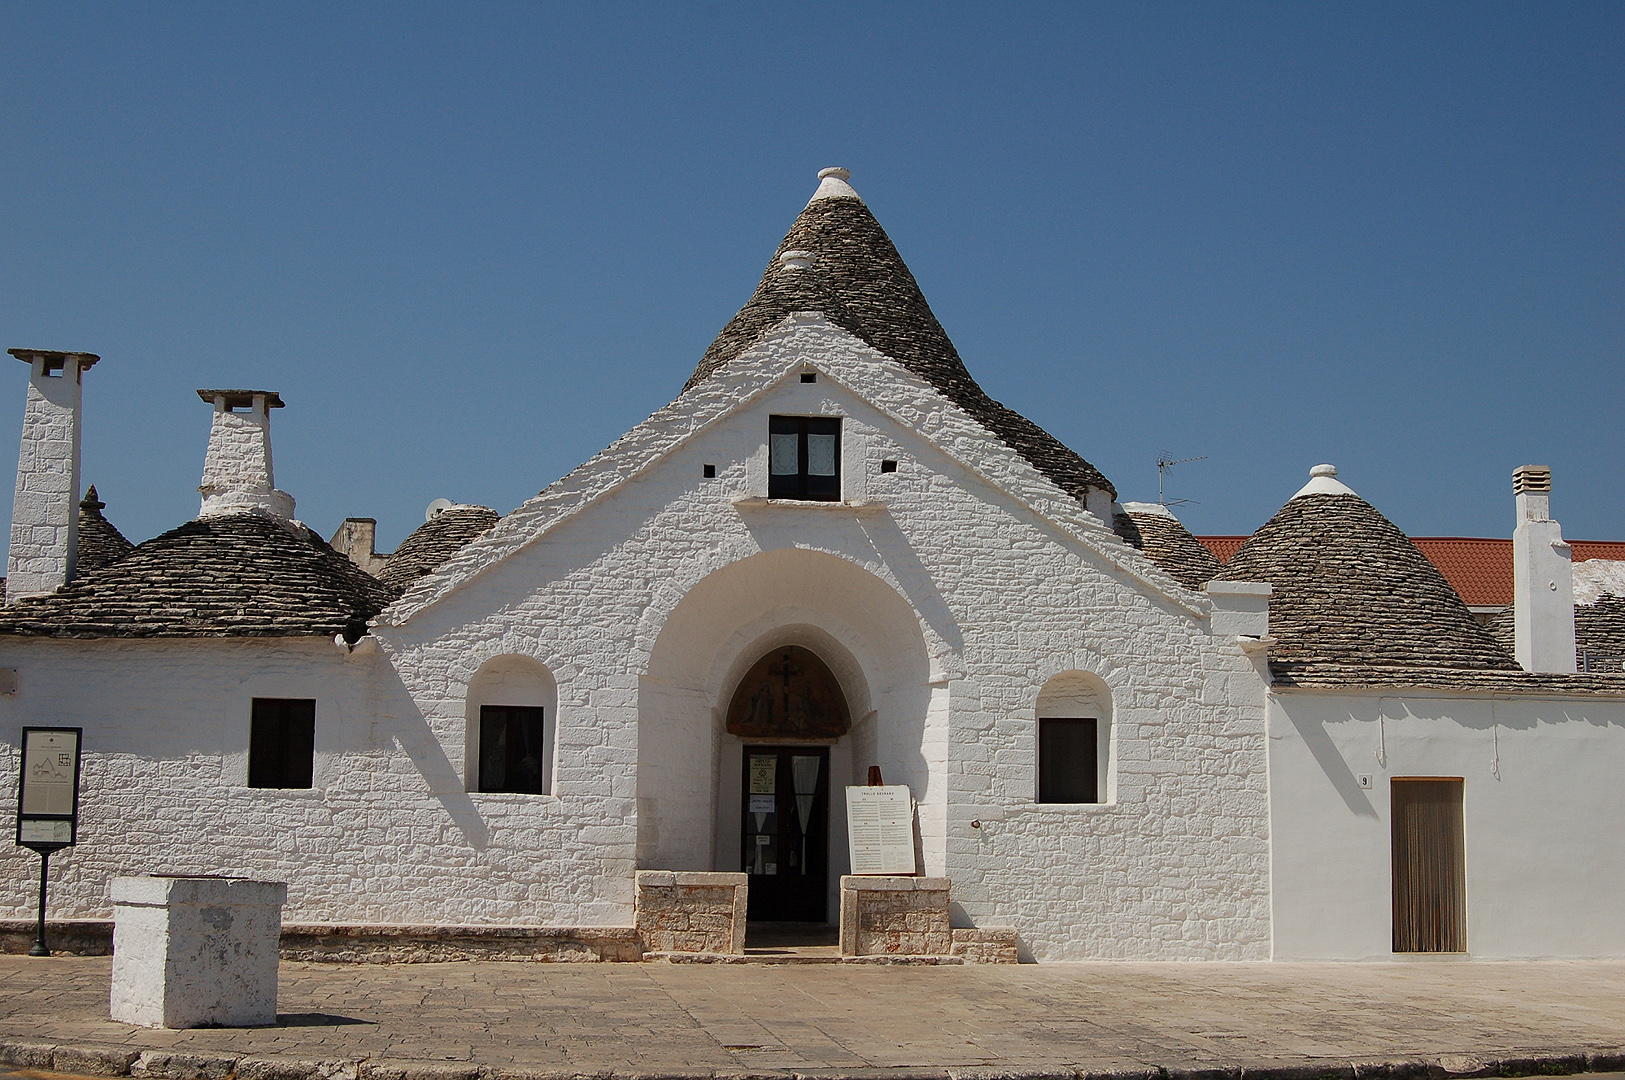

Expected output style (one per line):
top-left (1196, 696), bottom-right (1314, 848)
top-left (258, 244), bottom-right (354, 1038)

top-left (2, 170), bottom-right (1621, 961)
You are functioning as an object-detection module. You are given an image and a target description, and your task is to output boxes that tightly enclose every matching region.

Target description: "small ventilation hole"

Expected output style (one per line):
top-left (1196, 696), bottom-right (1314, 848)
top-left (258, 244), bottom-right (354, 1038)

top-left (800, 372), bottom-right (817, 383)
top-left (703, 464), bottom-right (717, 479)
top-left (880, 459), bottom-right (898, 473)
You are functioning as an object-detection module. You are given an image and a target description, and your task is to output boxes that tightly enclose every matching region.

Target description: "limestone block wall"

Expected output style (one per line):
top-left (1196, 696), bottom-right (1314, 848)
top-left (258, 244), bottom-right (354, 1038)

top-left (634, 870), bottom-right (745, 954)
top-left (0, 317), bottom-right (1277, 958)
top-left (7, 357), bottom-right (84, 600)
top-left (839, 875), bottom-right (951, 956)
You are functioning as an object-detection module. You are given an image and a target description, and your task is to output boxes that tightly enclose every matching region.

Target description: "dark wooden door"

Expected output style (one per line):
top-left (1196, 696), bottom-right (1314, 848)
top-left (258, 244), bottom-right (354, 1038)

top-left (1391, 778), bottom-right (1467, 953)
top-left (742, 746), bottom-right (830, 922)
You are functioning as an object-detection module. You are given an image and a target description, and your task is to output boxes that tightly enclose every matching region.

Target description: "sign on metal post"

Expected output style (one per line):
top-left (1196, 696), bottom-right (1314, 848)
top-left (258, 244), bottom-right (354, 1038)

top-left (15, 727), bottom-right (82, 956)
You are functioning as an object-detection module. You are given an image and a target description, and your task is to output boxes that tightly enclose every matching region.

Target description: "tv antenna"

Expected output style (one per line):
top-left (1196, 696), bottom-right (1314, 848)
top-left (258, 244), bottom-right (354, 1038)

top-left (1156, 454), bottom-right (1207, 507)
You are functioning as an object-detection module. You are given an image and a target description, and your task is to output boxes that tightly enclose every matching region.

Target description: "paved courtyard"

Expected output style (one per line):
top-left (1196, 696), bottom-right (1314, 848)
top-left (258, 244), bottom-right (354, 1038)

top-left (0, 957), bottom-right (1621, 1078)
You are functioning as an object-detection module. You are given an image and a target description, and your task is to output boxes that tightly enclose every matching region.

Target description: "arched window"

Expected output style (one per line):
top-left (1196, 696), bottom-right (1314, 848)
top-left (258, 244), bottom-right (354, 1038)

top-left (466, 656), bottom-right (557, 795)
top-left (1035, 672), bottom-right (1112, 804)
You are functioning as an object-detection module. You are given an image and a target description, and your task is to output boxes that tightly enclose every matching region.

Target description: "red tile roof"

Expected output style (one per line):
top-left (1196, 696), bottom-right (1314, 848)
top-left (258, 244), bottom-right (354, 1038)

top-left (1198, 536), bottom-right (1248, 563)
top-left (1199, 535), bottom-right (1625, 607)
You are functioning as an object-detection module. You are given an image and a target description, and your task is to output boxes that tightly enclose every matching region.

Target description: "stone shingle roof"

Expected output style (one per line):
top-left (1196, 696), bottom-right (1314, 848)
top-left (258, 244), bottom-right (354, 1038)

top-left (684, 174), bottom-right (1116, 502)
top-left (379, 506), bottom-right (501, 591)
top-left (1576, 594), bottom-right (1625, 671)
top-left (0, 512), bottom-right (397, 642)
top-left (1118, 502), bottom-right (1224, 591)
top-left (1487, 592), bottom-right (1625, 674)
top-left (1215, 491), bottom-right (1523, 686)
top-left (76, 485), bottom-right (134, 575)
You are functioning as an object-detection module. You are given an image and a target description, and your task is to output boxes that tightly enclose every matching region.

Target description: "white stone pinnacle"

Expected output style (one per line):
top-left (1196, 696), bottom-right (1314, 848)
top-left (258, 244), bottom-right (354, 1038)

top-left (810, 166), bottom-right (861, 204)
top-left (1121, 501), bottom-right (1176, 519)
top-left (1291, 463), bottom-right (1358, 500)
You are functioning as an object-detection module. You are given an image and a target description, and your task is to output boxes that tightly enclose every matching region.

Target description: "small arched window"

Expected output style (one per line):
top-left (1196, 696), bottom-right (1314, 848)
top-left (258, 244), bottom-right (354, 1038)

top-left (466, 656), bottom-right (557, 795)
top-left (1036, 672), bottom-right (1112, 804)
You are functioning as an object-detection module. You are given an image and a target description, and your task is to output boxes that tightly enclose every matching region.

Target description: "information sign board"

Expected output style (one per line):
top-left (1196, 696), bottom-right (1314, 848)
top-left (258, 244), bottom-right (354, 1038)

top-left (844, 785), bottom-right (916, 875)
top-left (16, 727), bottom-right (81, 853)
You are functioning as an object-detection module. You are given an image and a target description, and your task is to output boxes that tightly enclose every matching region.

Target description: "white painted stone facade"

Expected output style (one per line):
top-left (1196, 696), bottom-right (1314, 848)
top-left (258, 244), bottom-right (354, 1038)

top-left (6, 352), bottom-right (90, 601)
top-left (1267, 687), bottom-right (1625, 959)
top-left (0, 315), bottom-right (1277, 961)
top-left (0, 309), bottom-right (1618, 962)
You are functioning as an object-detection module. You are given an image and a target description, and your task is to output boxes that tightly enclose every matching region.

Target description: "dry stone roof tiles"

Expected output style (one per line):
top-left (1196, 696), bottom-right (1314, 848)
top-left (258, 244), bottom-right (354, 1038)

top-left (1487, 592), bottom-right (1625, 674)
top-left (76, 485), bottom-right (134, 575)
top-left (1576, 594), bottom-right (1625, 671)
top-left (379, 505), bottom-right (501, 591)
top-left (0, 511), bottom-right (397, 641)
top-left (1119, 505), bottom-right (1224, 591)
top-left (684, 186), bottom-right (1116, 502)
top-left (1215, 492), bottom-right (1522, 686)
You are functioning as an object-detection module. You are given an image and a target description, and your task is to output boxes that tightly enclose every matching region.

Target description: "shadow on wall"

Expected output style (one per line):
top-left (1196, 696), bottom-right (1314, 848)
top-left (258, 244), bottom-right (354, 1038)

top-left (376, 661), bottom-right (491, 850)
top-left (1289, 709), bottom-right (1378, 819)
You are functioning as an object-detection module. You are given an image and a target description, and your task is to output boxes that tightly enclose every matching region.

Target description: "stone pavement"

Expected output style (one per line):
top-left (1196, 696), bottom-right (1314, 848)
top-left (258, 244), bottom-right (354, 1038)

top-left (0, 956), bottom-right (1622, 1080)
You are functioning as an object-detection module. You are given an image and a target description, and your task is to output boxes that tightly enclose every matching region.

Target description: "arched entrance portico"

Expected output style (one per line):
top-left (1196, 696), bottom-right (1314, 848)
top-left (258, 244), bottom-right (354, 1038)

top-left (637, 547), bottom-right (948, 924)
top-left (728, 645), bottom-right (849, 922)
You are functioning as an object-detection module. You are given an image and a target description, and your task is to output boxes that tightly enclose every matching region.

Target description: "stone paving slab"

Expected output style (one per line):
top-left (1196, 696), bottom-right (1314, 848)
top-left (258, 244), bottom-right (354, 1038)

top-left (0, 957), bottom-right (1620, 1080)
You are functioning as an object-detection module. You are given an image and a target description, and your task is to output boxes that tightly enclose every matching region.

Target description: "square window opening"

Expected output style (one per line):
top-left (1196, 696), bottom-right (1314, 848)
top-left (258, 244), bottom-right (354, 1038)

top-left (800, 372), bottom-right (817, 383)
top-left (768, 415), bottom-right (841, 501)
top-left (1038, 717), bottom-right (1099, 803)
top-left (248, 698), bottom-right (316, 789)
top-left (703, 463), bottom-right (717, 478)
top-left (880, 459), bottom-right (898, 473)
top-left (479, 705), bottom-right (549, 794)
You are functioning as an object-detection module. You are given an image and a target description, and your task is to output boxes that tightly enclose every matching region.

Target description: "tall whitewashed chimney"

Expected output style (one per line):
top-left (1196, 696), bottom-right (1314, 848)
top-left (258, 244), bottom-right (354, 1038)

top-left (196, 390), bottom-right (295, 520)
top-left (7, 348), bottom-right (99, 602)
top-left (1512, 464), bottom-right (1576, 673)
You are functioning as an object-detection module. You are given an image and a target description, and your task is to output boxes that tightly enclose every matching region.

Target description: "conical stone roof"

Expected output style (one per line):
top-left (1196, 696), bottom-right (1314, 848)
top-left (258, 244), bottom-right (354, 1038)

top-left (685, 169), bottom-right (1115, 502)
top-left (380, 505), bottom-right (501, 591)
top-left (76, 485), bottom-right (135, 575)
top-left (0, 512), bottom-right (397, 642)
top-left (1117, 502), bottom-right (1224, 591)
top-left (1215, 466), bottom-right (1519, 684)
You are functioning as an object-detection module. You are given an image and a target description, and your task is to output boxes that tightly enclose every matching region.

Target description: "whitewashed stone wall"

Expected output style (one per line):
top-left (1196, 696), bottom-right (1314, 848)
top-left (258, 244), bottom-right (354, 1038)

top-left (0, 316), bottom-right (1273, 959)
top-left (368, 317), bottom-right (1275, 959)
top-left (1269, 688), bottom-right (1625, 959)
top-left (7, 356), bottom-right (85, 600)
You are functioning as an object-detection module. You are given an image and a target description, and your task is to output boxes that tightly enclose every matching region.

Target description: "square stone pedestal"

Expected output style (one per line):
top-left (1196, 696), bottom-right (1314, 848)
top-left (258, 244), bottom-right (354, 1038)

top-left (110, 876), bottom-right (288, 1028)
top-left (634, 871), bottom-right (747, 955)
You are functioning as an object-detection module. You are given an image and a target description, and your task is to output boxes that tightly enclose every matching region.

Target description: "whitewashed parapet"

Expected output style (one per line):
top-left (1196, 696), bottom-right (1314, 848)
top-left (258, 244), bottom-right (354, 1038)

top-left (634, 870), bottom-right (746, 956)
top-left (109, 875), bottom-right (287, 1029)
top-left (1206, 580), bottom-right (1272, 639)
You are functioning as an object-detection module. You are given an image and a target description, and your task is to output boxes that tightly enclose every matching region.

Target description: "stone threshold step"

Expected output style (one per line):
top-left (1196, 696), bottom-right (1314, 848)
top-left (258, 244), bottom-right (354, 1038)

top-left (643, 951), bottom-right (966, 965)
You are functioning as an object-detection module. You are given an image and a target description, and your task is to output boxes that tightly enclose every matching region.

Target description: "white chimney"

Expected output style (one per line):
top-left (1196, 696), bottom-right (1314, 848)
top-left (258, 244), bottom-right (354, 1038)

top-left (1511, 464), bottom-right (1576, 673)
top-left (196, 390), bottom-right (295, 520)
top-left (7, 348), bottom-right (98, 602)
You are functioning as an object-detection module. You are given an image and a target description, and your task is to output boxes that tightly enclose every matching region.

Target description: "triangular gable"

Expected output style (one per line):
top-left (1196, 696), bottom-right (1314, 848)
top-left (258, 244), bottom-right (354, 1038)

top-left (378, 314), bottom-right (1211, 627)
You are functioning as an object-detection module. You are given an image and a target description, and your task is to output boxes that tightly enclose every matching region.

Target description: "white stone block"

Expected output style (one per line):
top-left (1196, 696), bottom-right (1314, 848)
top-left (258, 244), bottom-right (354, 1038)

top-left (109, 875), bottom-right (287, 1029)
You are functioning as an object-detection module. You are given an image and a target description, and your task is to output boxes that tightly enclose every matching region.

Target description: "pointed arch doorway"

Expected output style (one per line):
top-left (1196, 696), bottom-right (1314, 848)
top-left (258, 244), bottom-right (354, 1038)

top-left (727, 645), bottom-right (850, 923)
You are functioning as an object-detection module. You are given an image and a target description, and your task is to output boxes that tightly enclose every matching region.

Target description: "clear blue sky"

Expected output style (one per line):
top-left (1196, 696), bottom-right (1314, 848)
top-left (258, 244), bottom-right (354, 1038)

top-left (2, 2), bottom-right (1620, 556)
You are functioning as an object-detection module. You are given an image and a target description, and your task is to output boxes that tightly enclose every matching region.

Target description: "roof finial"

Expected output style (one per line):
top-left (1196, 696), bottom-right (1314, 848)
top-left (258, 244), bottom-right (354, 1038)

top-left (809, 166), bottom-right (862, 204)
top-left (1292, 462), bottom-right (1358, 500)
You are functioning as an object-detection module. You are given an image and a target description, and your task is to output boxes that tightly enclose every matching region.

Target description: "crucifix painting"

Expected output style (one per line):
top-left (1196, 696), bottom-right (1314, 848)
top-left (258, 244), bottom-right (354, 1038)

top-left (726, 645), bottom-right (851, 740)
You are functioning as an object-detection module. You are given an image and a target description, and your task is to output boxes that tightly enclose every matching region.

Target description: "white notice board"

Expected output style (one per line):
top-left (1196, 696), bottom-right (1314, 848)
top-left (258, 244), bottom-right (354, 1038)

top-left (845, 785), bottom-right (916, 875)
